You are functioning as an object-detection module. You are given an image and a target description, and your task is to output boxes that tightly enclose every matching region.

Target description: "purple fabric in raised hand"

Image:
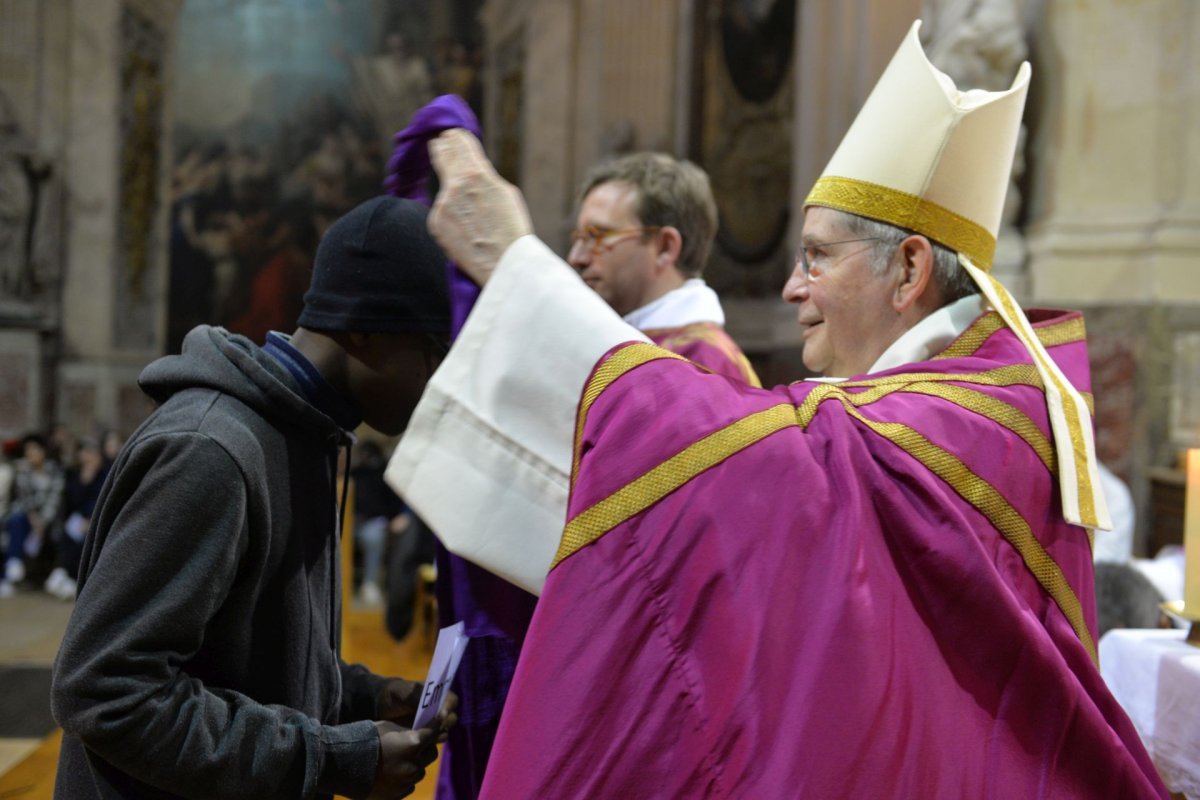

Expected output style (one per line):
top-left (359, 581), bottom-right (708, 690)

top-left (384, 95), bottom-right (537, 800)
top-left (385, 94), bottom-right (483, 339)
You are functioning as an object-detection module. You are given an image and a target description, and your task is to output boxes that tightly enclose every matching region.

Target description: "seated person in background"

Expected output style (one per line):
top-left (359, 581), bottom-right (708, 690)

top-left (384, 510), bottom-right (437, 644)
top-left (351, 439), bottom-right (408, 607)
top-left (2, 432), bottom-right (64, 590)
top-left (1094, 461), bottom-right (1135, 563)
top-left (44, 436), bottom-right (110, 601)
top-left (52, 196), bottom-right (456, 800)
top-left (0, 439), bottom-right (14, 598)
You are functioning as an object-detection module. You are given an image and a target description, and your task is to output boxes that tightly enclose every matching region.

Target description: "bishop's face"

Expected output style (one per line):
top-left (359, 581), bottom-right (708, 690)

top-left (781, 207), bottom-right (904, 379)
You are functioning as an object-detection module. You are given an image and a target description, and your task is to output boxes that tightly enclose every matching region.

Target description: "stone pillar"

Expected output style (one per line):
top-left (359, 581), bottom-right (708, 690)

top-left (57, 0), bottom-right (181, 437)
top-left (574, 0), bottom-right (678, 170)
top-left (0, 0), bottom-right (71, 437)
top-left (791, 1), bottom-right (922, 230)
top-left (1026, 0), bottom-right (1200, 305)
top-left (517, 0), bottom-right (577, 248)
top-left (1024, 0), bottom-right (1200, 555)
top-left (60, 0), bottom-right (122, 398)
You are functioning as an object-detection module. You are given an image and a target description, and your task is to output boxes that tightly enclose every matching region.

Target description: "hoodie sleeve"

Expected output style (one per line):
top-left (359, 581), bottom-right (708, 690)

top-left (51, 431), bottom-right (379, 800)
top-left (339, 659), bottom-right (391, 722)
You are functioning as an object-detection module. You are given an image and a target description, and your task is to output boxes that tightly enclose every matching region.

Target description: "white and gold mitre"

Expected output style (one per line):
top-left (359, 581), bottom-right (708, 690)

top-left (806, 20), bottom-right (1111, 531)
top-left (805, 20), bottom-right (1025, 268)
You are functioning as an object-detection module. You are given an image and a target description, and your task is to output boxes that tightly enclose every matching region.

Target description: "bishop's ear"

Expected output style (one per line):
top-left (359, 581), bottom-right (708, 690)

top-left (892, 234), bottom-right (935, 313)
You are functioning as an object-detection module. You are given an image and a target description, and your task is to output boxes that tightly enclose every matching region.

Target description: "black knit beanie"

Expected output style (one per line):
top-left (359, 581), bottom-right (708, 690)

top-left (297, 196), bottom-right (451, 334)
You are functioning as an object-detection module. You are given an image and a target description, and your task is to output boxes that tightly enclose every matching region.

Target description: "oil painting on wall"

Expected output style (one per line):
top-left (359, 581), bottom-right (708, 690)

top-left (166, 0), bottom-right (482, 352)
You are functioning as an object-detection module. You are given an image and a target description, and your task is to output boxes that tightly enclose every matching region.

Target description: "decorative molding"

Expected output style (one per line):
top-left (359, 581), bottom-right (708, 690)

top-left (1028, 211), bottom-right (1200, 304)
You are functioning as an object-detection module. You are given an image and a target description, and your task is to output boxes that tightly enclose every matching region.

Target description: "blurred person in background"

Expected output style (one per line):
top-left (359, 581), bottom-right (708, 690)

top-left (44, 436), bottom-right (110, 601)
top-left (100, 429), bottom-right (124, 466)
top-left (0, 438), bottom-right (15, 598)
top-left (2, 432), bottom-right (64, 593)
top-left (351, 439), bottom-right (408, 607)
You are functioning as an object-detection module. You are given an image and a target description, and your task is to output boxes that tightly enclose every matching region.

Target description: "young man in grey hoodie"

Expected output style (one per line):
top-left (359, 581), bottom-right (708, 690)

top-left (52, 196), bottom-right (456, 800)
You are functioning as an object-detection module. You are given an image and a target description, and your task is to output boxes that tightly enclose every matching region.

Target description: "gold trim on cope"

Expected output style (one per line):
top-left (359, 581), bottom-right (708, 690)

top-left (795, 377), bottom-right (1054, 472)
top-left (560, 342), bottom-right (1097, 660)
top-left (553, 403), bottom-right (798, 568)
top-left (1034, 316), bottom-right (1087, 349)
top-left (935, 313), bottom-right (1086, 361)
top-left (572, 343), bottom-right (687, 482)
top-left (934, 314), bottom-right (1007, 360)
top-left (806, 176), bottom-right (996, 270)
top-left (798, 386), bottom-right (1096, 662)
top-left (646, 322), bottom-right (763, 388)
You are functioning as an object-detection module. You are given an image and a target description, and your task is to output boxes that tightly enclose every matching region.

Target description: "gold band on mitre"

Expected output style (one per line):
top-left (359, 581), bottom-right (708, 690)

top-left (805, 176), bottom-right (997, 271)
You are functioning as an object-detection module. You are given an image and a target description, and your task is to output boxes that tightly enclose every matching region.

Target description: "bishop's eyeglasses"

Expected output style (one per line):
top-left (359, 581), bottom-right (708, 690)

top-left (796, 236), bottom-right (883, 279)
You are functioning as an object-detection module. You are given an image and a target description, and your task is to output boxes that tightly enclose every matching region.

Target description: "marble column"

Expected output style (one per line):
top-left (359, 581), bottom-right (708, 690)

top-left (57, 0), bottom-right (182, 437)
top-left (1024, 0), bottom-right (1200, 555)
top-left (1026, 0), bottom-right (1200, 306)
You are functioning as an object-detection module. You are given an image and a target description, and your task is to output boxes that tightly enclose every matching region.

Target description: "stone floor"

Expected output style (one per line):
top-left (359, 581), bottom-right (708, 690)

top-left (0, 588), bottom-right (73, 776)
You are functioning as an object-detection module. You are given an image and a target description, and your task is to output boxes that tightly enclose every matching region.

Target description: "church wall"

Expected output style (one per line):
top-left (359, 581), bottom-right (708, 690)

top-left (487, 0), bottom-right (682, 252)
top-left (0, 0), bottom-right (181, 440)
top-left (521, 0), bottom-right (576, 245)
top-left (1026, 0), bottom-right (1200, 305)
top-left (747, 0), bottom-right (918, 383)
top-left (0, 332), bottom-right (43, 437)
top-left (1024, 0), bottom-right (1200, 555)
top-left (0, 1), bottom-right (62, 438)
top-left (1, 0), bottom-right (1191, 553)
top-left (59, 0), bottom-right (181, 438)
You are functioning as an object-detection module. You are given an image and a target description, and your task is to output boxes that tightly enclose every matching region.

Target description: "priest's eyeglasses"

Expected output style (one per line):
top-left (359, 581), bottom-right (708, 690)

top-left (796, 236), bottom-right (883, 279)
top-left (569, 225), bottom-right (661, 256)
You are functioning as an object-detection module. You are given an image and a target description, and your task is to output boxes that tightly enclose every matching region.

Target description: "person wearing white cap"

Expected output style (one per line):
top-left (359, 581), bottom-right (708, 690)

top-left (386, 21), bottom-right (1167, 799)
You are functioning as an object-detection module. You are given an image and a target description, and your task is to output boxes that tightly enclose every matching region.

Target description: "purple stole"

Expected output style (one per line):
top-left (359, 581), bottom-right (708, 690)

top-left (643, 321), bottom-right (761, 387)
top-left (479, 309), bottom-right (1167, 799)
top-left (387, 95), bottom-right (536, 800)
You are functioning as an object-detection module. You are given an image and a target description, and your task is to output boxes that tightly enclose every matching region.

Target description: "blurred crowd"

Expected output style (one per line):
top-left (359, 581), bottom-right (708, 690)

top-left (166, 32), bottom-right (484, 356)
top-left (1, 424), bottom-right (433, 643)
top-left (0, 425), bottom-right (125, 600)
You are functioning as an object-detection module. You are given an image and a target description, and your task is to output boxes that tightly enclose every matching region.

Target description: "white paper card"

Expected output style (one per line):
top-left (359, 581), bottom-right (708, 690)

top-left (412, 621), bottom-right (470, 730)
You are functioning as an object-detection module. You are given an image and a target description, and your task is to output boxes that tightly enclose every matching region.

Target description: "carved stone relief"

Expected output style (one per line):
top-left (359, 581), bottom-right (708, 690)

top-left (0, 91), bottom-right (58, 312)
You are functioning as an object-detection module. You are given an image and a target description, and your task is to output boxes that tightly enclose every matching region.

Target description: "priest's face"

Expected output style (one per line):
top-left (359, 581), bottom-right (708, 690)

top-left (567, 181), bottom-right (660, 317)
top-left (782, 207), bottom-right (903, 379)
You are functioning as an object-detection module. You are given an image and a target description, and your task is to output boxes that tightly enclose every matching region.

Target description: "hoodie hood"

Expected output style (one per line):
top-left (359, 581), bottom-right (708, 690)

top-left (139, 326), bottom-right (349, 447)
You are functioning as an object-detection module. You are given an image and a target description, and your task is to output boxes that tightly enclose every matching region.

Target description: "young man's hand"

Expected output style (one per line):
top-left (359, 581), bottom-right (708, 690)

top-left (367, 723), bottom-right (438, 800)
top-left (367, 687), bottom-right (459, 800)
top-left (375, 678), bottom-right (422, 727)
top-left (376, 678), bottom-right (459, 736)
